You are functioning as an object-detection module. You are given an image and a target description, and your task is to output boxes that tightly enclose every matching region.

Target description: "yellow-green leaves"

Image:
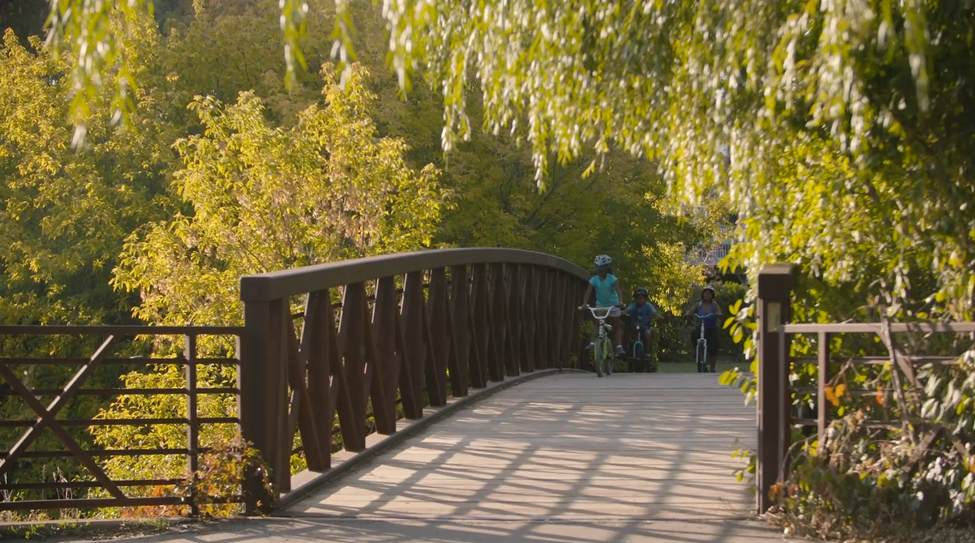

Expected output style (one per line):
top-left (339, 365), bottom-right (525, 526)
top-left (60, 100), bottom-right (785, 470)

top-left (113, 64), bottom-right (447, 351)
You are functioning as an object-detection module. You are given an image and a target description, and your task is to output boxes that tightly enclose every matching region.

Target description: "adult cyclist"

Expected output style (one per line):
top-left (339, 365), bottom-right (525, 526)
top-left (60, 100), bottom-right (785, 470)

top-left (683, 285), bottom-right (723, 372)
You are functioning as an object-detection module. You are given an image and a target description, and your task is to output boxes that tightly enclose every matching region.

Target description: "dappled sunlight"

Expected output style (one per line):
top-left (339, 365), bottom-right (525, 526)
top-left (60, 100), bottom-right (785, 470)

top-left (288, 373), bottom-right (756, 525)
top-left (122, 373), bottom-right (774, 543)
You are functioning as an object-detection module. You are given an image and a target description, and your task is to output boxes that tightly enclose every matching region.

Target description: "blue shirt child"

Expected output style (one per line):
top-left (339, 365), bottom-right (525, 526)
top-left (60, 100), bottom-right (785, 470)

top-left (627, 301), bottom-right (657, 328)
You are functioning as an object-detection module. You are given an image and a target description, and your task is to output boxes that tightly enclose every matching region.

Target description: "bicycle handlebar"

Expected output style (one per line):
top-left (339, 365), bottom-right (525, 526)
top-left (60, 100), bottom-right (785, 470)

top-left (578, 305), bottom-right (616, 320)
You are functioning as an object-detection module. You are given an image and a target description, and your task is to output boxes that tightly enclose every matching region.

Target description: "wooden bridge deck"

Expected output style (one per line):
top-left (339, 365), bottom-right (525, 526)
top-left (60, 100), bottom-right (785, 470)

top-left (288, 372), bottom-right (756, 521)
top-left (81, 372), bottom-right (785, 542)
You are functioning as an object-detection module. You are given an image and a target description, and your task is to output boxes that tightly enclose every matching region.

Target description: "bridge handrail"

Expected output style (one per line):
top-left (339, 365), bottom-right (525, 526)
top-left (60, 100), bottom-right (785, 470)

top-left (240, 248), bottom-right (590, 301)
top-left (237, 247), bottom-right (592, 513)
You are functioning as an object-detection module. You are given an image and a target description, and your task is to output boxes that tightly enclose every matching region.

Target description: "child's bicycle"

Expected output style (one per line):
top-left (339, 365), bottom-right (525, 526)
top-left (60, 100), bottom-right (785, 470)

top-left (692, 314), bottom-right (713, 373)
top-left (579, 305), bottom-right (616, 377)
top-left (627, 323), bottom-right (657, 373)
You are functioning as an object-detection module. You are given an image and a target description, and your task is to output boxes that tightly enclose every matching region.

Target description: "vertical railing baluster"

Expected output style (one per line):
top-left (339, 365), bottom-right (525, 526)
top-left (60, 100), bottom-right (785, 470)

top-left (488, 263), bottom-right (507, 382)
top-left (426, 268), bottom-right (449, 405)
top-left (184, 334), bottom-right (199, 517)
top-left (470, 264), bottom-right (489, 388)
top-left (551, 273), bottom-right (567, 370)
top-left (569, 281), bottom-right (589, 370)
top-left (561, 275), bottom-right (575, 369)
top-left (336, 283), bottom-right (368, 451)
top-left (537, 269), bottom-right (551, 368)
top-left (371, 277), bottom-right (401, 434)
top-left (303, 291), bottom-right (333, 468)
top-left (240, 297), bottom-right (288, 510)
top-left (271, 299), bottom-right (291, 495)
top-left (448, 265), bottom-right (470, 397)
top-left (400, 271), bottom-right (427, 418)
top-left (505, 265), bottom-right (522, 376)
top-left (532, 266), bottom-right (544, 369)
top-left (521, 266), bottom-right (536, 372)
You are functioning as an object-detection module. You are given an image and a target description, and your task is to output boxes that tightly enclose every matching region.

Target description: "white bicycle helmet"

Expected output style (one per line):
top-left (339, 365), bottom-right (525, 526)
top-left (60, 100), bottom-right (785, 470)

top-left (593, 254), bottom-right (612, 270)
top-left (701, 285), bottom-right (716, 298)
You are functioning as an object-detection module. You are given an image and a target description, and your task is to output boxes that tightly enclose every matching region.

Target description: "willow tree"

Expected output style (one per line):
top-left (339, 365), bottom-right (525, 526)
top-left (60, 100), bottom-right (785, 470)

top-left (43, 0), bottom-right (975, 317)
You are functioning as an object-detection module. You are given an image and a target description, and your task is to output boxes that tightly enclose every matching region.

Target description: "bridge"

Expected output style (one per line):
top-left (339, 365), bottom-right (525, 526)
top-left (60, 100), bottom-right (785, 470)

top-left (76, 372), bottom-right (778, 542)
top-left (4, 248), bottom-right (965, 541)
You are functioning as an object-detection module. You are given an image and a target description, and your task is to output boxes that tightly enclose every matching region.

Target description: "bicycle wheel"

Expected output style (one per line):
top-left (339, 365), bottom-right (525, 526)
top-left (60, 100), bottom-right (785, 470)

top-left (601, 338), bottom-right (613, 376)
top-left (696, 340), bottom-right (708, 373)
top-left (633, 342), bottom-right (645, 372)
top-left (594, 340), bottom-right (604, 377)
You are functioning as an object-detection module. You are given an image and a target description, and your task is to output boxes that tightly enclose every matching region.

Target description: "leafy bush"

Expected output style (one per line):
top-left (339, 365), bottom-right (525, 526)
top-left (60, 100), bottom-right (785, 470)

top-left (721, 309), bottom-right (975, 540)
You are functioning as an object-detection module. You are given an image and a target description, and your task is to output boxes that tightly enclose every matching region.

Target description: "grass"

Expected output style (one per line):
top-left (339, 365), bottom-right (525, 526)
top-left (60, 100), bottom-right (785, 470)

top-left (608, 355), bottom-right (746, 374)
top-left (0, 518), bottom-right (182, 541)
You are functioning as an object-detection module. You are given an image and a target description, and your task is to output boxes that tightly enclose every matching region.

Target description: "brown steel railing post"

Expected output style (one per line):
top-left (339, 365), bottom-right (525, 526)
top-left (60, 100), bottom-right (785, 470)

top-left (184, 334), bottom-right (200, 517)
top-left (756, 264), bottom-right (795, 515)
top-left (239, 298), bottom-right (286, 514)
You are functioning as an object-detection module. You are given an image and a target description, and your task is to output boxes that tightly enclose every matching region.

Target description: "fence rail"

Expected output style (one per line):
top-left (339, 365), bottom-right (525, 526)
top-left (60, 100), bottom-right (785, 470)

top-left (0, 326), bottom-right (243, 515)
top-left (755, 264), bottom-right (974, 514)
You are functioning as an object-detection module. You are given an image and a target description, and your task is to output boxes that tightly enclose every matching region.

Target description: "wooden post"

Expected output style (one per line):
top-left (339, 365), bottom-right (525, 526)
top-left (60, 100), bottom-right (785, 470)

top-left (756, 264), bottom-right (795, 515)
top-left (239, 299), bottom-right (286, 514)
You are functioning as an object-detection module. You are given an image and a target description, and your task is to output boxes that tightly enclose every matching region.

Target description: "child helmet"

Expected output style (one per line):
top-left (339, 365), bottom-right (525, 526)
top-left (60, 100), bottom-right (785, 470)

top-left (633, 288), bottom-right (648, 298)
top-left (593, 254), bottom-right (612, 270)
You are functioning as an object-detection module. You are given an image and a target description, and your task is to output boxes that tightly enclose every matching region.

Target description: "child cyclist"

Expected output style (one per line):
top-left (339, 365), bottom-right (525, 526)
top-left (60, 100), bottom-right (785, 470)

top-left (582, 254), bottom-right (626, 355)
top-left (624, 288), bottom-right (658, 349)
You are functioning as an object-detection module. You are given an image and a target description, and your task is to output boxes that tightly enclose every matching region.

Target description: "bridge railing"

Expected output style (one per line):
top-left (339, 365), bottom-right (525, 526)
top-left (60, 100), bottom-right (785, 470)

top-left (755, 265), bottom-right (975, 514)
top-left (0, 325), bottom-right (244, 514)
top-left (0, 248), bottom-right (591, 516)
top-left (238, 248), bottom-right (590, 512)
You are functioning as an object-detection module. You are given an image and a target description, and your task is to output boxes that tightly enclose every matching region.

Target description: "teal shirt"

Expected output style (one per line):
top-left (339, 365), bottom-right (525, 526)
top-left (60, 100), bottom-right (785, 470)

top-left (590, 274), bottom-right (619, 306)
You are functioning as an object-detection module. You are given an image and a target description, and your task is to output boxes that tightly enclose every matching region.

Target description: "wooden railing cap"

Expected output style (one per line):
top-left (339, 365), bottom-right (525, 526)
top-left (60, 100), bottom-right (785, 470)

top-left (240, 248), bottom-right (591, 302)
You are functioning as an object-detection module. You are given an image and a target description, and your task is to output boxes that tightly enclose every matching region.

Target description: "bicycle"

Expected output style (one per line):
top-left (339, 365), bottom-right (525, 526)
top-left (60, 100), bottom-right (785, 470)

top-left (627, 322), bottom-right (657, 373)
top-left (580, 305), bottom-right (616, 377)
top-left (692, 314), bottom-right (712, 373)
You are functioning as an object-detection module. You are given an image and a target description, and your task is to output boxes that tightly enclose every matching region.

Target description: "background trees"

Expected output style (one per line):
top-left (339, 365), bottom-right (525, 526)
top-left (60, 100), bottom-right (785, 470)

top-left (1, 0), bottom-right (713, 512)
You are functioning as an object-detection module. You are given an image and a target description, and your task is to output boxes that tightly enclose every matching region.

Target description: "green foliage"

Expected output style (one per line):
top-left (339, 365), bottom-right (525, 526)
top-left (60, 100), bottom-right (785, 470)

top-left (771, 348), bottom-right (975, 540)
top-left (351, 0), bottom-right (975, 324)
top-left (0, 28), bottom-right (170, 331)
top-left (112, 63), bottom-right (447, 351)
top-left (89, 363), bottom-right (239, 498)
top-left (97, 61), bottom-right (447, 494)
top-left (34, 0), bottom-right (975, 322)
top-left (1, 27), bottom-right (172, 502)
top-left (183, 434), bottom-right (272, 517)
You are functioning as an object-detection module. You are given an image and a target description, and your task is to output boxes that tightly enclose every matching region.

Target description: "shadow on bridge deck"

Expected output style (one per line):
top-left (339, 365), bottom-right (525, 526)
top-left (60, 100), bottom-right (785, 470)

top-left (103, 373), bottom-right (785, 543)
